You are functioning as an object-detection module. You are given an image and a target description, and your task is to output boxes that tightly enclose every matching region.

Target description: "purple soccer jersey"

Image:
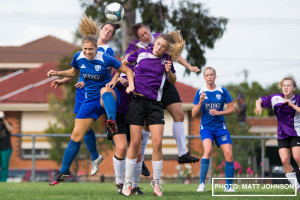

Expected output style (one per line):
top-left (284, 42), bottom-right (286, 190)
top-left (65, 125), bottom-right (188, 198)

top-left (127, 47), bottom-right (175, 101)
top-left (260, 93), bottom-right (300, 139)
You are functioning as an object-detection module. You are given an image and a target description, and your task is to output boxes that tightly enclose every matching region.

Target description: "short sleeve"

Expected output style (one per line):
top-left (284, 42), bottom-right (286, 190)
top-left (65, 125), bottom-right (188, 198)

top-left (193, 89), bottom-right (201, 105)
top-left (103, 53), bottom-right (121, 70)
top-left (259, 95), bottom-right (272, 108)
top-left (127, 50), bottom-right (139, 63)
top-left (71, 52), bottom-right (80, 69)
top-left (222, 87), bottom-right (233, 104)
top-left (105, 47), bottom-right (115, 57)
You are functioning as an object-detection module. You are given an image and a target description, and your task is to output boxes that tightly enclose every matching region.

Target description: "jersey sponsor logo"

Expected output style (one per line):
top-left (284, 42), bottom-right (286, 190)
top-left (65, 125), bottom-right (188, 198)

top-left (221, 135), bottom-right (227, 141)
top-left (205, 103), bottom-right (221, 110)
top-left (95, 65), bottom-right (101, 71)
top-left (216, 94), bottom-right (221, 100)
top-left (82, 73), bottom-right (101, 80)
top-left (80, 64), bottom-right (86, 68)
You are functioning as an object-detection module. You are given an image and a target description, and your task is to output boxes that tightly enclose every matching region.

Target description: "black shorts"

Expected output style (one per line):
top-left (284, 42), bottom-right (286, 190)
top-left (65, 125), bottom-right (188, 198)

top-left (126, 95), bottom-right (165, 126)
top-left (278, 136), bottom-right (300, 149)
top-left (106, 113), bottom-right (130, 142)
top-left (161, 79), bottom-right (182, 109)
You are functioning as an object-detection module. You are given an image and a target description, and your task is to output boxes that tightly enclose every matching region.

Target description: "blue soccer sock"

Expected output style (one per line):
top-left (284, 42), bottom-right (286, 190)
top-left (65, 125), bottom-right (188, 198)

top-left (60, 139), bottom-right (81, 173)
top-left (225, 161), bottom-right (234, 188)
top-left (84, 129), bottom-right (99, 161)
top-left (200, 158), bottom-right (210, 184)
top-left (102, 92), bottom-right (116, 121)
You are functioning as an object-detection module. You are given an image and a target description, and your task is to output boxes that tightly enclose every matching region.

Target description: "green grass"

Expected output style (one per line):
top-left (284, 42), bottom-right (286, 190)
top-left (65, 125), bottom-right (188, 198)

top-left (0, 183), bottom-right (298, 200)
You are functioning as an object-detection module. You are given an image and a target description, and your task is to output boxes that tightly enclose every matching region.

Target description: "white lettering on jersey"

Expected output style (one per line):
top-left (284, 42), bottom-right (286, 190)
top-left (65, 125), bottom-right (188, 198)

top-left (205, 103), bottom-right (221, 110)
top-left (82, 73), bottom-right (101, 80)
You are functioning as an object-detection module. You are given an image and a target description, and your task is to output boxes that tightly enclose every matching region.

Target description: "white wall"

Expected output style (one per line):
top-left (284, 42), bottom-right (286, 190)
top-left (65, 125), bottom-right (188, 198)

top-left (21, 111), bottom-right (57, 133)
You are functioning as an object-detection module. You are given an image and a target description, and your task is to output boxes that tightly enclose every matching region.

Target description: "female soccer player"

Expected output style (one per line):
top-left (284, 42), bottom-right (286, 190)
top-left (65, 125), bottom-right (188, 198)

top-left (47, 14), bottom-right (134, 186)
top-left (126, 23), bottom-right (199, 169)
top-left (51, 15), bottom-right (120, 177)
top-left (254, 77), bottom-right (300, 191)
top-left (192, 67), bottom-right (235, 192)
top-left (121, 31), bottom-right (185, 197)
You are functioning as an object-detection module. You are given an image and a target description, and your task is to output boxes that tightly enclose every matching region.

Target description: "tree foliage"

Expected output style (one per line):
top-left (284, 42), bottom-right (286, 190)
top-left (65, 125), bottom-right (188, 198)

top-left (79, 0), bottom-right (227, 73)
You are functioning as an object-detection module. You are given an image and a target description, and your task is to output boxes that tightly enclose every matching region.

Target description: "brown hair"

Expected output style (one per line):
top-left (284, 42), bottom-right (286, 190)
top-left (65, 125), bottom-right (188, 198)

top-left (278, 77), bottom-right (297, 89)
top-left (131, 23), bottom-right (149, 39)
top-left (203, 66), bottom-right (216, 76)
top-left (100, 23), bottom-right (120, 36)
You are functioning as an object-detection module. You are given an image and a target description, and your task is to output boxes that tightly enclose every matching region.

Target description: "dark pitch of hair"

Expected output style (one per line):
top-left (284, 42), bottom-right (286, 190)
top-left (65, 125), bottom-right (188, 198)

top-left (101, 23), bottom-right (120, 36)
top-left (131, 23), bottom-right (149, 39)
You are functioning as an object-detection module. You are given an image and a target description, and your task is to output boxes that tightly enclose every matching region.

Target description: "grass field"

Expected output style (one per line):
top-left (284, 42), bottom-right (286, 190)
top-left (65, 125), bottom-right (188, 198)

top-left (0, 182), bottom-right (298, 200)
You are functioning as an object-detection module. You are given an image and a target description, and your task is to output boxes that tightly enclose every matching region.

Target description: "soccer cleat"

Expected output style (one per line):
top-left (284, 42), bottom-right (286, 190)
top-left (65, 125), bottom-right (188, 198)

top-left (224, 187), bottom-right (236, 192)
top-left (122, 181), bottom-right (132, 197)
top-left (91, 154), bottom-right (103, 176)
top-left (177, 152), bottom-right (199, 164)
top-left (151, 180), bottom-right (163, 196)
top-left (197, 183), bottom-right (205, 192)
top-left (131, 187), bottom-right (144, 195)
top-left (106, 119), bottom-right (118, 134)
top-left (141, 161), bottom-right (150, 176)
top-left (49, 170), bottom-right (71, 186)
top-left (115, 183), bottom-right (123, 194)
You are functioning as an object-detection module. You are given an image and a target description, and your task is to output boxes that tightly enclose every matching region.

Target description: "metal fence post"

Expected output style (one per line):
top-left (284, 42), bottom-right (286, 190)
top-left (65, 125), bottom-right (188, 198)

top-left (261, 133), bottom-right (265, 183)
top-left (31, 135), bottom-right (36, 182)
top-left (208, 157), bottom-right (212, 184)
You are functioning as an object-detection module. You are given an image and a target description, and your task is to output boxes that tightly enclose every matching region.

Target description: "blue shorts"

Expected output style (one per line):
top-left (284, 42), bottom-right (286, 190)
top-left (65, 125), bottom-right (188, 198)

top-left (200, 128), bottom-right (232, 147)
top-left (76, 89), bottom-right (120, 120)
top-left (74, 87), bottom-right (85, 114)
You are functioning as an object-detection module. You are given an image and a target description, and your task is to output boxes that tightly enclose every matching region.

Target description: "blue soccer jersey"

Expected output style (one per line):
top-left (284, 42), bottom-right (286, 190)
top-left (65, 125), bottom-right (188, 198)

top-left (71, 51), bottom-right (121, 98)
top-left (193, 86), bottom-right (233, 130)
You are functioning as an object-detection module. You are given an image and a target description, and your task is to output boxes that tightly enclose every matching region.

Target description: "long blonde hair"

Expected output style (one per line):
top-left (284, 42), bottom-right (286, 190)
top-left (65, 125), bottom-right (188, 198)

top-left (79, 13), bottom-right (99, 46)
top-left (155, 31), bottom-right (185, 61)
top-left (167, 30), bottom-right (185, 61)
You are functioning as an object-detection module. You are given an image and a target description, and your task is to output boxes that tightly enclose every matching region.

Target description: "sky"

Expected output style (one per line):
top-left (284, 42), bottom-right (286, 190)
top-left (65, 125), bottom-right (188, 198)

top-left (0, 0), bottom-right (300, 89)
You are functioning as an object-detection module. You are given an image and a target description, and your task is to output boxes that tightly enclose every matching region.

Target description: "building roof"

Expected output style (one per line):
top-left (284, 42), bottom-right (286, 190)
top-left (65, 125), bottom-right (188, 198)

top-left (175, 82), bottom-right (198, 104)
top-left (0, 63), bottom-right (63, 104)
top-left (0, 35), bottom-right (79, 64)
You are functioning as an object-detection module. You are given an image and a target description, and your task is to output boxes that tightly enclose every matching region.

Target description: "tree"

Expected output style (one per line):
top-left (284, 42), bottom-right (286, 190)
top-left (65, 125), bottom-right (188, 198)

top-left (80, 0), bottom-right (228, 73)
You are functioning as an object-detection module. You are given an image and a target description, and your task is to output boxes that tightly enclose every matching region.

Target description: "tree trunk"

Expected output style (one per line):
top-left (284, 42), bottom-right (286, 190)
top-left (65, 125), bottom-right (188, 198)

top-left (121, 0), bottom-right (136, 56)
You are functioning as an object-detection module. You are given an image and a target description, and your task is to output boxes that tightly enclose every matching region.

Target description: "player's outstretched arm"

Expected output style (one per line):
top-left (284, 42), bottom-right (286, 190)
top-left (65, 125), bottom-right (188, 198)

top-left (192, 93), bottom-right (206, 118)
top-left (177, 56), bottom-right (200, 73)
top-left (254, 99), bottom-right (263, 116)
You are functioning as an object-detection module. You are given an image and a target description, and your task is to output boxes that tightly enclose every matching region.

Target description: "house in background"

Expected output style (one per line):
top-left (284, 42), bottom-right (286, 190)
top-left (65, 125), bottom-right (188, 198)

top-left (0, 35), bottom-right (203, 178)
top-left (0, 35), bottom-right (278, 180)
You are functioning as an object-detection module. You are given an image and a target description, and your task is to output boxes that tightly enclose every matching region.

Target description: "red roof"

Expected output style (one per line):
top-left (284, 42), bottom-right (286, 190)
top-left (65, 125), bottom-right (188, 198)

top-left (0, 35), bottom-right (79, 63)
top-left (0, 63), bottom-right (63, 103)
top-left (175, 82), bottom-right (198, 103)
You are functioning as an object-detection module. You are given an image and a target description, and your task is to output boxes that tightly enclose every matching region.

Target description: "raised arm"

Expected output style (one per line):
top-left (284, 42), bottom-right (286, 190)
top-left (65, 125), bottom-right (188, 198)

top-left (165, 60), bottom-right (176, 84)
top-left (177, 56), bottom-right (200, 73)
top-left (254, 99), bottom-right (263, 116)
top-left (116, 64), bottom-right (134, 94)
top-left (47, 68), bottom-right (79, 78)
top-left (192, 92), bottom-right (206, 118)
